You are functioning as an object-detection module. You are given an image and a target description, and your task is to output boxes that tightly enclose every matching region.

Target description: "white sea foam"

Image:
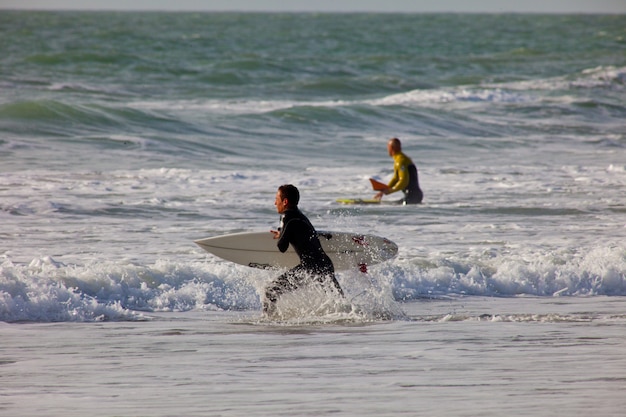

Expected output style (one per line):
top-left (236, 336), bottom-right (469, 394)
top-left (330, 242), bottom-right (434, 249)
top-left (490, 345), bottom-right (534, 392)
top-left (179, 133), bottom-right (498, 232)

top-left (4, 13), bottom-right (626, 417)
top-left (2, 238), bottom-right (625, 322)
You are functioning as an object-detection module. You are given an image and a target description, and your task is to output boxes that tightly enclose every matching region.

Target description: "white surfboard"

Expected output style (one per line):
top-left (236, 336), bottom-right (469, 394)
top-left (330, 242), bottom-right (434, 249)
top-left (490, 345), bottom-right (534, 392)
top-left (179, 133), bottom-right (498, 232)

top-left (194, 230), bottom-right (398, 271)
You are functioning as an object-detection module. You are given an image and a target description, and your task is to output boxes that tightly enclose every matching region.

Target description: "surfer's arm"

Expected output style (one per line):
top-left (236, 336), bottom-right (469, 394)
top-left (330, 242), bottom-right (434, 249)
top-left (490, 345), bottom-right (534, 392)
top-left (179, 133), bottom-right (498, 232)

top-left (388, 173), bottom-right (408, 193)
top-left (374, 173), bottom-right (397, 199)
top-left (385, 169), bottom-right (400, 193)
top-left (276, 226), bottom-right (290, 252)
top-left (386, 162), bottom-right (409, 194)
top-left (374, 188), bottom-right (389, 200)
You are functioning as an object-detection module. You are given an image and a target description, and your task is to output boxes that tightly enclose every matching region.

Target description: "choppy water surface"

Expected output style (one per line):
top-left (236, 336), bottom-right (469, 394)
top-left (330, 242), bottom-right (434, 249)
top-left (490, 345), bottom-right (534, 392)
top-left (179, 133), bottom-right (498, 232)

top-left (1, 11), bottom-right (625, 416)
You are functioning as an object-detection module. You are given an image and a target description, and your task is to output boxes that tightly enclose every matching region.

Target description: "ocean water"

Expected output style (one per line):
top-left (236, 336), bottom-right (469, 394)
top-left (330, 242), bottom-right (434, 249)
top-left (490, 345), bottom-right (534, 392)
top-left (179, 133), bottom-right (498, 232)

top-left (1, 11), bottom-right (626, 416)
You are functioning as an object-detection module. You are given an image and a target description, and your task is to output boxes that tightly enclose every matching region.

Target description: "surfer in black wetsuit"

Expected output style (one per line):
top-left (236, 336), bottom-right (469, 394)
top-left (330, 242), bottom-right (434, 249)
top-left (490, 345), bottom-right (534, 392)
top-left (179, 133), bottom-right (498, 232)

top-left (264, 184), bottom-right (344, 314)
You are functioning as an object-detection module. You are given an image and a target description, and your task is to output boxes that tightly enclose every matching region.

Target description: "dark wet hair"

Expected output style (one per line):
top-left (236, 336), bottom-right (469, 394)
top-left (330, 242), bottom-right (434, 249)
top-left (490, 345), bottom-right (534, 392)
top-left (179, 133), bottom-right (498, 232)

top-left (278, 184), bottom-right (300, 207)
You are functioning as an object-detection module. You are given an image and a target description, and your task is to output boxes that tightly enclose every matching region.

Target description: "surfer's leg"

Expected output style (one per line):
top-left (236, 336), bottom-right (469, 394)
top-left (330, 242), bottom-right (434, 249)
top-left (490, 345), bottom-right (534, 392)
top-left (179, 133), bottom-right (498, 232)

top-left (263, 267), bottom-right (302, 312)
top-left (330, 274), bottom-right (344, 297)
top-left (404, 188), bottom-right (423, 204)
top-left (313, 268), bottom-right (344, 298)
top-left (326, 273), bottom-right (344, 297)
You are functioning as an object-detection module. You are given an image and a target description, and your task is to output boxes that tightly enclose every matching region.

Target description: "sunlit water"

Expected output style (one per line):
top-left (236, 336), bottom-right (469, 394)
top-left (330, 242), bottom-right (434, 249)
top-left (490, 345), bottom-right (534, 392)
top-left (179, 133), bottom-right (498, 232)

top-left (1, 11), bottom-right (625, 416)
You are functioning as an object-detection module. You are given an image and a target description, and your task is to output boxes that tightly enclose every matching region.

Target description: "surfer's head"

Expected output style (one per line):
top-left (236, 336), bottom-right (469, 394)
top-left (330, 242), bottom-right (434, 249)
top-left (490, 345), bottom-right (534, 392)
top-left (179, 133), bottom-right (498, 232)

top-left (387, 137), bottom-right (402, 156)
top-left (276, 184), bottom-right (299, 213)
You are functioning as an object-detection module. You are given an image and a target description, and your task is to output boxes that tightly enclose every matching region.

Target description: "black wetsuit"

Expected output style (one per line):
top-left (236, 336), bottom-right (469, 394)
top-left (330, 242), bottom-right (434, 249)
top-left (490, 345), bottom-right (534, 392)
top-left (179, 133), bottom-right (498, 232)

top-left (265, 208), bottom-right (344, 307)
top-left (405, 163), bottom-right (423, 205)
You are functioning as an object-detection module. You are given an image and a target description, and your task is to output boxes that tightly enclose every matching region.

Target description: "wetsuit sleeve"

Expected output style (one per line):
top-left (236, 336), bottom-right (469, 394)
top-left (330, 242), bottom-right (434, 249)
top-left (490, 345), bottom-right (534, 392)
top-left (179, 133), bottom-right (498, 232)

top-left (277, 216), bottom-right (305, 253)
top-left (387, 168), bottom-right (399, 192)
top-left (387, 154), bottom-right (410, 194)
top-left (277, 225), bottom-right (290, 252)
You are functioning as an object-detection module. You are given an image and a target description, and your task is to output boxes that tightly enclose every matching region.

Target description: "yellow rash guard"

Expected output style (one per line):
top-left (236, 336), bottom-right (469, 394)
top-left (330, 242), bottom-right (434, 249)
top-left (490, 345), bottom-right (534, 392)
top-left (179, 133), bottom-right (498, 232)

top-left (387, 151), bottom-right (413, 193)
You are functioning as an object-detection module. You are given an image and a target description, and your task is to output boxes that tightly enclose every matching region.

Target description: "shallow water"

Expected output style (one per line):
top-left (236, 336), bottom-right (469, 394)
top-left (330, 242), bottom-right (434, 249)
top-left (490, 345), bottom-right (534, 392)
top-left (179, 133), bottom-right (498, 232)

top-left (1, 11), bottom-right (626, 415)
top-left (3, 296), bottom-right (626, 417)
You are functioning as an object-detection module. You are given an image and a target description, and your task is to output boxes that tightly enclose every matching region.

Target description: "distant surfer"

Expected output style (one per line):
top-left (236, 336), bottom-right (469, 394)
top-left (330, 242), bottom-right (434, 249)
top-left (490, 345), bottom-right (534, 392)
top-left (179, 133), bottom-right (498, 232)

top-left (374, 137), bottom-right (423, 204)
top-left (264, 184), bottom-right (344, 314)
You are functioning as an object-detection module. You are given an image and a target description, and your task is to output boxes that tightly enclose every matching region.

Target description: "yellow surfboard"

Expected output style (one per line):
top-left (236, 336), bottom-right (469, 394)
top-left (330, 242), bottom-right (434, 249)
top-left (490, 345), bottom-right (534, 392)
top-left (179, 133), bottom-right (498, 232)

top-left (336, 198), bottom-right (381, 205)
